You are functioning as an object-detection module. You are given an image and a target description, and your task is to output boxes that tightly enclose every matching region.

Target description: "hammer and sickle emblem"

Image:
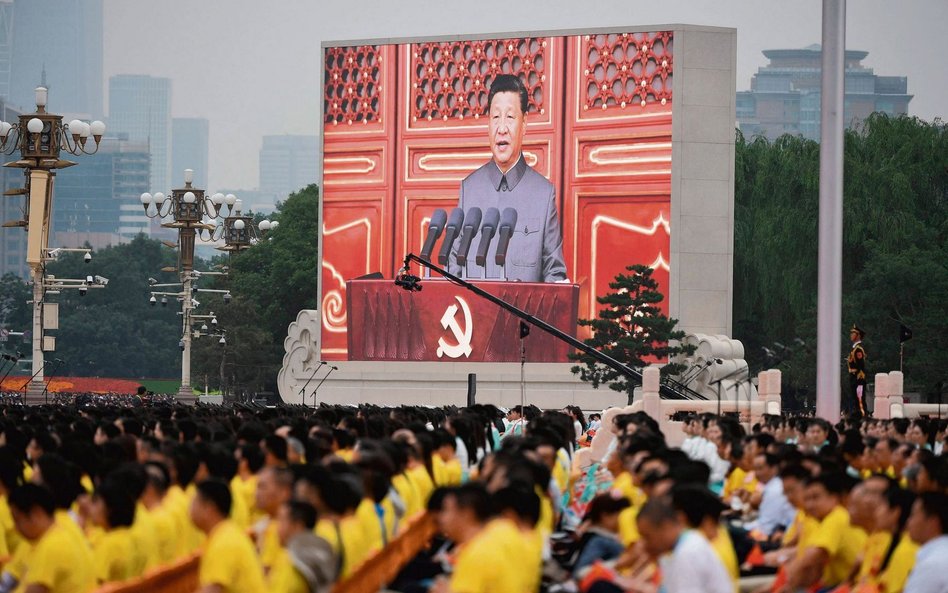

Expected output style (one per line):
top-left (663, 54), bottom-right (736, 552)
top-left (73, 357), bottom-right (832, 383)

top-left (437, 296), bottom-right (473, 359)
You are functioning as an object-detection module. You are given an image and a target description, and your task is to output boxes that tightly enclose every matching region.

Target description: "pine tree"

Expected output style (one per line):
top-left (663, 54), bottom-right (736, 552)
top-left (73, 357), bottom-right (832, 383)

top-left (570, 264), bottom-right (694, 403)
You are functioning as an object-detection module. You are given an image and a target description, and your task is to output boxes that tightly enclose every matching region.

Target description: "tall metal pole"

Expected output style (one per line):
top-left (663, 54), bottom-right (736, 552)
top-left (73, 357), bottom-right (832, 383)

top-left (815, 0), bottom-right (846, 422)
top-left (178, 275), bottom-right (193, 402)
top-left (27, 268), bottom-right (44, 399)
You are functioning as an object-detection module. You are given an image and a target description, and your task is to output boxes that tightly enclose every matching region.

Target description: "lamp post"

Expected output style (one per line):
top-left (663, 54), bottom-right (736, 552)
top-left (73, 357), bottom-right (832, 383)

top-left (141, 169), bottom-right (272, 403)
top-left (0, 87), bottom-right (105, 404)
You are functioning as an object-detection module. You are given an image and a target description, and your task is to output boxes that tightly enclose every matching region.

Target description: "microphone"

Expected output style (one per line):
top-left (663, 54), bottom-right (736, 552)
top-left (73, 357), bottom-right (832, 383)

top-left (437, 207), bottom-right (464, 265)
top-left (419, 209), bottom-right (447, 261)
top-left (455, 207), bottom-right (482, 267)
top-left (494, 207), bottom-right (518, 267)
top-left (475, 207), bottom-right (500, 267)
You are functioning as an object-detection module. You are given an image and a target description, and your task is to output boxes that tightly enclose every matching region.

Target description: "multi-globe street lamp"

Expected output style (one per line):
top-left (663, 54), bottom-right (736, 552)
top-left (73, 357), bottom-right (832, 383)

top-left (0, 87), bottom-right (106, 403)
top-left (140, 169), bottom-right (274, 403)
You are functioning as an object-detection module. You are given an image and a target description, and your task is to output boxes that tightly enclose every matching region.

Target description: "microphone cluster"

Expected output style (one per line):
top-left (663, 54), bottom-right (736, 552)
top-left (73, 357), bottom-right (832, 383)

top-left (422, 207), bottom-right (518, 271)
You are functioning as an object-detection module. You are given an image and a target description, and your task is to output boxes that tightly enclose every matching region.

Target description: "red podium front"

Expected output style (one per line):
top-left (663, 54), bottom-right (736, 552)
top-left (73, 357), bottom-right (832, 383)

top-left (346, 279), bottom-right (580, 362)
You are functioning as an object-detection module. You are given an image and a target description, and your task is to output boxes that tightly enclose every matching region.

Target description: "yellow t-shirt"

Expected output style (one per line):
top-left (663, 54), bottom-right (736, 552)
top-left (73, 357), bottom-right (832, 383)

top-left (618, 504), bottom-right (640, 546)
top-left (406, 464), bottom-right (434, 508)
top-left (443, 459), bottom-right (463, 486)
top-left (17, 522), bottom-right (95, 593)
top-left (339, 514), bottom-right (370, 578)
top-left (130, 503), bottom-right (159, 572)
top-left (392, 473), bottom-right (421, 518)
top-left (807, 506), bottom-right (866, 587)
top-left (267, 550), bottom-right (310, 593)
top-left (451, 519), bottom-right (537, 593)
top-left (149, 505), bottom-right (178, 565)
top-left (709, 525), bottom-right (740, 589)
top-left (611, 472), bottom-right (646, 508)
top-left (432, 455), bottom-right (448, 487)
top-left (230, 474), bottom-right (260, 525)
top-left (857, 531), bottom-right (892, 582)
top-left (165, 485), bottom-right (205, 556)
top-left (257, 518), bottom-right (285, 574)
top-left (92, 527), bottom-right (142, 584)
top-left (355, 498), bottom-right (386, 555)
top-left (198, 520), bottom-right (266, 593)
top-left (874, 534), bottom-right (918, 593)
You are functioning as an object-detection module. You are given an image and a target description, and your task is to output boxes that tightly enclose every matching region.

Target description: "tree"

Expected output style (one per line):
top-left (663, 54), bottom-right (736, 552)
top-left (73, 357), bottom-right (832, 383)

top-left (570, 264), bottom-right (694, 403)
top-left (734, 114), bottom-right (948, 405)
top-left (191, 184), bottom-right (319, 392)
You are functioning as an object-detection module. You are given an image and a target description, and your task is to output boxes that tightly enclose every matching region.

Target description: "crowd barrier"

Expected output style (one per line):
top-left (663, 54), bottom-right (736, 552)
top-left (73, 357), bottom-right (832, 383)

top-left (92, 512), bottom-right (437, 593)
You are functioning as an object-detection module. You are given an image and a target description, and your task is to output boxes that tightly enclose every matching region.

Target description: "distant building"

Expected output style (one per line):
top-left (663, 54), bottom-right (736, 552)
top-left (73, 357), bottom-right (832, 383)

top-left (171, 117), bottom-right (209, 189)
top-left (215, 188), bottom-right (276, 215)
top-left (108, 74), bottom-right (172, 193)
top-left (52, 135), bottom-right (151, 250)
top-left (258, 135), bottom-right (317, 210)
top-left (737, 45), bottom-right (912, 141)
top-left (7, 0), bottom-right (104, 118)
top-left (0, 1), bottom-right (12, 102)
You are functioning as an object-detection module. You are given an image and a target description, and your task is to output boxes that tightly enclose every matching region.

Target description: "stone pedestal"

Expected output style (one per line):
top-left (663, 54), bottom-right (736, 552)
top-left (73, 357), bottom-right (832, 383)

top-left (24, 380), bottom-right (47, 406)
top-left (176, 385), bottom-right (198, 405)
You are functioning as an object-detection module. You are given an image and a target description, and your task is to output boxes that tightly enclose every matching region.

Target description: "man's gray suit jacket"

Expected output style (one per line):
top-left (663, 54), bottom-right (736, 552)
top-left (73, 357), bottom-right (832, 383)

top-left (448, 155), bottom-right (567, 282)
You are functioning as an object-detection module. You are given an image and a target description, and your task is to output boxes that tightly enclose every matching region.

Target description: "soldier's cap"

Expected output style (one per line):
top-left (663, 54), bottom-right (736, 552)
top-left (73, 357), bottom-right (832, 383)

top-left (850, 324), bottom-right (865, 338)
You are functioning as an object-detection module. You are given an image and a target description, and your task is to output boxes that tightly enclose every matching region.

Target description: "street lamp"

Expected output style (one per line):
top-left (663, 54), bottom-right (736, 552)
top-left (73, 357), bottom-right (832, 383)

top-left (0, 87), bottom-right (106, 404)
top-left (141, 169), bottom-right (270, 403)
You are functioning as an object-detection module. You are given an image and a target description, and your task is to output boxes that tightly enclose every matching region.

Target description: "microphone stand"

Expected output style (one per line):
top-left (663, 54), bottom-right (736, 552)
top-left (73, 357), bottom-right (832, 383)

top-left (310, 365), bottom-right (337, 407)
top-left (519, 322), bottom-right (529, 419)
top-left (397, 253), bottom-right (703, 401)
top-left (42, 360), bottom-right (64, 405)
top-left (709, 365), bottom-right (751, 417)
top-left (298, 361), bottom-right (326, 404)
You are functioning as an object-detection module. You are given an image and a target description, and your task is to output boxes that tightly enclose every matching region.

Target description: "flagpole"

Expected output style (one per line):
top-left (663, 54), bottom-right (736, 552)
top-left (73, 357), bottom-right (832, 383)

top-left (900, 343), bottom-right (903, 374)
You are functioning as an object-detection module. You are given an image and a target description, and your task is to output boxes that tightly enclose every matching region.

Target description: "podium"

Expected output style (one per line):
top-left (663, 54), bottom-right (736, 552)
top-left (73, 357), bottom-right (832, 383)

top-left (346, 279), bottom-right (580, 362)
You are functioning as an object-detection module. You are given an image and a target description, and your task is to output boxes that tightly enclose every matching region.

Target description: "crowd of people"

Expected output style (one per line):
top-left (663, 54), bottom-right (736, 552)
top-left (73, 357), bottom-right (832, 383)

top-left (0, 401), bottom-right (944, 593)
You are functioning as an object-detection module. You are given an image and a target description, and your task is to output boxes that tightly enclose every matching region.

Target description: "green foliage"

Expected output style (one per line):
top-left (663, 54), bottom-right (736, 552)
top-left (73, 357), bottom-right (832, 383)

top-left (191, 184), bottom-right (319, 393)
top-left (734, 114), bottom-right (948, 406)
top-left (570, 264), bottom-right (695, 403)
top-left (42, 235), bottom-right (184, 379)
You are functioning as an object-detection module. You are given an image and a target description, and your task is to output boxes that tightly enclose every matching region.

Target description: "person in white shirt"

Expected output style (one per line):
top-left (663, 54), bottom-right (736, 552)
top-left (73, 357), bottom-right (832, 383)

top-left (904, 491), bottom-right (948, 593)
top-left (744, 452), bottom-right (796, 536)
top-left (635, 495), bottom-right (733, 593)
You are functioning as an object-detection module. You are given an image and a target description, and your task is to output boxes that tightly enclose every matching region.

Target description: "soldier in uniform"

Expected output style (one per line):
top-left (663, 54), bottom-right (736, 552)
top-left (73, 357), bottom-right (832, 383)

top-left (847, 324), bottom-right (868, 416)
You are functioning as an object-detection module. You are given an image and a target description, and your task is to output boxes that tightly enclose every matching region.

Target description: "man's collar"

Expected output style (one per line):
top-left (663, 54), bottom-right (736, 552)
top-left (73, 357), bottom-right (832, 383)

top-left (488, 154), bottom-right (527, 192)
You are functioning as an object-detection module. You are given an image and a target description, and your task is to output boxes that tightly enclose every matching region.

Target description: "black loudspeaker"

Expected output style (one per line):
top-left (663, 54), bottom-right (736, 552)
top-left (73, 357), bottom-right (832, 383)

top-left (466, 373), bottom-right (476, 407)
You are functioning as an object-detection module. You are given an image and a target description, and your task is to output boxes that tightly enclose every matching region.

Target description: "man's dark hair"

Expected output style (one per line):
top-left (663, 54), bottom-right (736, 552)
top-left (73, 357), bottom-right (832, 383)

top-left (143, 461), bottom-right (170, 495)
top-left (195, 478), bottom-right (232, 517)
top-left (487, 74), bottom-right (529, 115)
top-left (917, 491), bottom-right (948, 534)
top-left (9, 483), bottom-right (55, 516)
top-left (671, 485), bottom-right (727, 527)
top-left (445, 483), bottom-right (492, 523)
top-left (637, 495), bottom-right (678, 525)
top-left (285, 499), bottom-right (318, 530)
top-left (492, 486), bottom-right (541, 525)
top-left (239, 443), bottom-right (265, 473)
top-left (263, 434), bottom-right (288, 462)
top-left (583, 493), bottom-right (631, 524)
top-left (95, 479), bottom-right (136, 528)
top-left (36, 453), bottom-right (82, 510)
top-left (779, 463), bottom-right (811, 482)
top-left (0, 447), bottom-right (22, 492)
top-left (806, 471), bottom-right (850, 495)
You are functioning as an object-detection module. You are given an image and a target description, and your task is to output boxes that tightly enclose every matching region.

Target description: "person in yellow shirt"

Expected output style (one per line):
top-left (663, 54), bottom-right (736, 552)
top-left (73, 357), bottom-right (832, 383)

top-left (492, 486), bottom-right (543, 593)
top-left (8, 483), bottom-right (95, 593)
top-left (293, 464), bottom-right (365, 579)
top-left (431, 483), bottom-right (522, 593)
top-left (780, 473), bottom-right (866, 592)
top-left (0, 447), bottom-right (24, 563)
top-left (141, 461), bottom-right (177, 565)
top-left (271, 500), bottom-right (337, 593)
top-left (88, 480), bottom-right (145, 584)
top-left (190, 478), bottom-right (266, 593)
top-left (254, 466), bottom-right (295, 576)
top-left (232, 443), bottom-right (264, 524)
top-left (857, 486), bottom-right (918, 593)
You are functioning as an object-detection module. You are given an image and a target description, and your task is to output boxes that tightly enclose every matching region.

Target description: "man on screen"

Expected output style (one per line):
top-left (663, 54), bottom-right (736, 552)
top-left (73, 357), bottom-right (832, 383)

top-left (449, 74), bottom-right (567, 283)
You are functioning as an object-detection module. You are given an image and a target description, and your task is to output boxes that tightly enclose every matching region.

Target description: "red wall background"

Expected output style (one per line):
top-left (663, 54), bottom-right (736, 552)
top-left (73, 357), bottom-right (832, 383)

top-left (321, 32), bottom-right (674, 360)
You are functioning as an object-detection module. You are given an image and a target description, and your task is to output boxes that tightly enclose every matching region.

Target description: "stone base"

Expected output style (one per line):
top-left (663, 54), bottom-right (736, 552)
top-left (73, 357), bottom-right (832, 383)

top-left (283, 361), bottom-right (630, 411)
top-left (24, 380), bottom-right (48, 406)
top-left (176, 385), bottom-right (198, 405)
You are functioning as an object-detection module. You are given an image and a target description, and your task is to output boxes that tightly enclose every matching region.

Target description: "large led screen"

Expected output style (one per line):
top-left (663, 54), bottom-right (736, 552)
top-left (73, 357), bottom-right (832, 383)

top-left (321, 31), bottom-right (674, 361)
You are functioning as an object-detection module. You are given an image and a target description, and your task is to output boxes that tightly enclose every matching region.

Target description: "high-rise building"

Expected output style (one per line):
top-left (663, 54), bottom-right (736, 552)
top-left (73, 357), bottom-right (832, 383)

top-left (258, 135), bottom-right (317, 210)
top-left (737, 45), bottom-right (912, 141)
top-left (108, 74), bottom-right (172, 193)
top-left (0, 1), bottom-right (13, 102)
top-left (7, 0), bottom-right (104, 118)
top-left (52, 135), bottom-right (150, 250)
top-left (171, 117), bottom-right (209, 189)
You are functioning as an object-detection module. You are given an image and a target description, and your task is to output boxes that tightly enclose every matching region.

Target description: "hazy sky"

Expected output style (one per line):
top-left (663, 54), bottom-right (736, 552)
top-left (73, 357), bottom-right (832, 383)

top-left (103, 0), bottom-right (947, 192)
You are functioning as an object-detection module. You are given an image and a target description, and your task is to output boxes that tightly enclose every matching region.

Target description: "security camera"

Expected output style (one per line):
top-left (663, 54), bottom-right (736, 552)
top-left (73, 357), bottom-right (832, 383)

top-left (211, 317), bottom-right (218, 325)
top-left (223, 293), bottom-right (231, 304)
top-left (179, 339), bottom-right (185, 351)
top-left (219, 336), bottom-right (226, 345)
top-left (85, 275), bottom-right (94, 285)
top-left (161, 296), bottom-right (168, 307)
top-left (191, 298), bottom-right (200, 308)
top-left (148, 277), bottom-right (158, 286)
top-left (94, 275), bottom-right (109, 286)
top-left (79, 286), bottom-right (87, 296)
top-left (84, 252), bottom-right (92, 263)
top-left (149, 295), bottom-right (157, 306)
